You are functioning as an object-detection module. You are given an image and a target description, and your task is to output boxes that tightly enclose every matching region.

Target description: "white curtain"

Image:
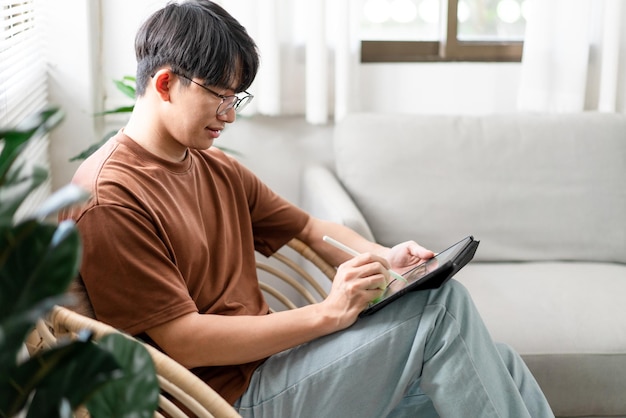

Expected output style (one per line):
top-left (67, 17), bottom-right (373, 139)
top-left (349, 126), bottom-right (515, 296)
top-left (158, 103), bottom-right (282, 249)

top-left (518, 0), bottom-right (626, 113)
top-left (220, 0), bottom-right (361, 124)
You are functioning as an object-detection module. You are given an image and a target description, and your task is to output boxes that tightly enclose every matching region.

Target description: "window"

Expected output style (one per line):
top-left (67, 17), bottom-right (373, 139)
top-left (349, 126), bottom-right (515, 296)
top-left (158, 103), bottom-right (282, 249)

top-left (359, 0), bottom-right (527, 62)
top-left (1, 0), bottom-right (47, 123)
top-left (1, 0), bottom-right (51, 216)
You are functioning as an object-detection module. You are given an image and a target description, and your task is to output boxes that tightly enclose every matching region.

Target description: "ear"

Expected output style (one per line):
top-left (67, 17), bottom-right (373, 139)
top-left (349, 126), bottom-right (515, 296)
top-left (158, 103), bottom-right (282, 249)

top-left (152, 69), bottom-right (173, 102)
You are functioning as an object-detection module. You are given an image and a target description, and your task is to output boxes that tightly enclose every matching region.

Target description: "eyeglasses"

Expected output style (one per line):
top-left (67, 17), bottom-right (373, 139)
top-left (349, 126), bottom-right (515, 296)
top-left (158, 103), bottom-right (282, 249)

top-left (176, 73), bottom-right (253, 116)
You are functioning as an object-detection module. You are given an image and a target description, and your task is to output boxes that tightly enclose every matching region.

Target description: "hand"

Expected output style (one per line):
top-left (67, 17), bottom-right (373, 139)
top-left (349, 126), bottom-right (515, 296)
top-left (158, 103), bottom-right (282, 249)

top-left (385, 241), bottom-right (435, 272)
top-left (320, 252), bottom-right (391, 329)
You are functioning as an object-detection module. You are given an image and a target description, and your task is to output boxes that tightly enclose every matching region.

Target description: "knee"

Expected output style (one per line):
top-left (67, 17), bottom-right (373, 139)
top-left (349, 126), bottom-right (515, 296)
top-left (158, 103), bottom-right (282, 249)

top-left (446, 278), bottom-right (470, 295)
top-left (426, 279), bottom-right (478, 320)
top-left (495, 342), bottom-right (516, 359)
top-left (495, 342), bottom-right (524, 369)
top-left (439, 279), bottom-right (473, 304)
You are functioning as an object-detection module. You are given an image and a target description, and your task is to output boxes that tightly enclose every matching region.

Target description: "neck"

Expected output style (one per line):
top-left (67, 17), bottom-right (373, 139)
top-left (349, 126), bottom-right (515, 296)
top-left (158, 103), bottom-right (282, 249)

top-left (123, 101), bottom-right (188, 162)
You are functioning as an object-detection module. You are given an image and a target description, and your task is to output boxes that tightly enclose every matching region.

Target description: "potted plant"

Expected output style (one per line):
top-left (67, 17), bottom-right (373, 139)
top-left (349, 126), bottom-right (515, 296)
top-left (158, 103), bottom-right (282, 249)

top-left (0, 108), bottom-right (159, 417)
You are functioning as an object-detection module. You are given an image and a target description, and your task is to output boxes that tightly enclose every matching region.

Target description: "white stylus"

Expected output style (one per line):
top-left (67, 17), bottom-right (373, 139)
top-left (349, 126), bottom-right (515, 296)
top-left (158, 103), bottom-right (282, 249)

top-left (322, 235), bottom-right (407, 283)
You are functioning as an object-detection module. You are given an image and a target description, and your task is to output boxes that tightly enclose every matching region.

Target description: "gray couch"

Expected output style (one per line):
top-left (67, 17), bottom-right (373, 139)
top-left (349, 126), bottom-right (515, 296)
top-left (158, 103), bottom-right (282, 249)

top-left (301, 112), bottom-right (626, 418)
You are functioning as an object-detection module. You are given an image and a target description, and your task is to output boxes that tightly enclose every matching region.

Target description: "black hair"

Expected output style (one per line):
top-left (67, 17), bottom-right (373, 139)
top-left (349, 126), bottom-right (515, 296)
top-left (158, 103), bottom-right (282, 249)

top-left (134, 0), bottom-right (259, 96)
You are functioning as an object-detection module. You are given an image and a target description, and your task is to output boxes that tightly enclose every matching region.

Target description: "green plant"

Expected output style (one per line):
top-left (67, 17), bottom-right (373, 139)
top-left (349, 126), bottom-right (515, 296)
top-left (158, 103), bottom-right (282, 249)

top-left (69, 76), bottom-right (136, 162)
top-left (0, 108), bottom-right (159, 417)
top-left (70, 75), bottom-right (240, 161)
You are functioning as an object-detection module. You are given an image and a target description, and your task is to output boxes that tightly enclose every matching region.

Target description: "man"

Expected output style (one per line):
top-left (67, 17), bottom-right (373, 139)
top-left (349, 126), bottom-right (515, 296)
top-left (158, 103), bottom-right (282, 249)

top-left (62, 1), bottom-right (554, 416)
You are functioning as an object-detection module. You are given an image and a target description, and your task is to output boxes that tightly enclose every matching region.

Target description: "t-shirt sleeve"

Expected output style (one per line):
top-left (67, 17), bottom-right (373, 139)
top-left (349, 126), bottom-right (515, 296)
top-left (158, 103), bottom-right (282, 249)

top-left (231, 158), bottom-right (310, 256)
top-left (76, 204), bottom-right (198, 335)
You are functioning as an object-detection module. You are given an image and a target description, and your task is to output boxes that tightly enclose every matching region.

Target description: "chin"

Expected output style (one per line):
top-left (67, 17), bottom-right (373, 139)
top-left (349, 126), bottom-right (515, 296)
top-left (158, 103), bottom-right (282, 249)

top-left (200, 140), bottom-right (215, 150)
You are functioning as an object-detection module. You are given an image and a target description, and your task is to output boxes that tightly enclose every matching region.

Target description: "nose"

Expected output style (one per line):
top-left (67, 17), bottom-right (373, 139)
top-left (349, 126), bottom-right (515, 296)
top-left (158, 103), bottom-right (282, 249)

top-left (217, 106), bottom-right (237, 123)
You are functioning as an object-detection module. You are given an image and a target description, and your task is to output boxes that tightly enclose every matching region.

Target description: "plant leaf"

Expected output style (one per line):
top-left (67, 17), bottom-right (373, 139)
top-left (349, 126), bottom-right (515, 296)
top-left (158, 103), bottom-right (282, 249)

top-left (121, 75), bottom-right (136, 83)
top-left (1, 337), bottom-right (123, 418)
top-left (0, 108), bottom-right (63, 184)
top-left (0, 164), bottom-right (48, 225)
top-left (0, 220), bottom-right (81, 321)
top-left (85, 334), bottom-right (159, 418)
top-left (32, 184), bottom-right (90, 220)
top-left (113, 78), bottom-right (136, 99)
top-left (0, 294), bottom-right (70, 372)
top-left (69, 136), bottom-right (111, 162)
top-left (0, 220), bottom-right (80, 370)
top-left (0, 108), bottom-right (63, 225)
top-left (94, 105), bottom-right (135, 117)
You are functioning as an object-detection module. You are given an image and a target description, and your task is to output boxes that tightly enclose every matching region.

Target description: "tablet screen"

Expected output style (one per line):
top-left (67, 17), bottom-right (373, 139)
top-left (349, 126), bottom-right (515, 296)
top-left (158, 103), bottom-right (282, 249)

top-left (365, 236), bottom-right (475, 309)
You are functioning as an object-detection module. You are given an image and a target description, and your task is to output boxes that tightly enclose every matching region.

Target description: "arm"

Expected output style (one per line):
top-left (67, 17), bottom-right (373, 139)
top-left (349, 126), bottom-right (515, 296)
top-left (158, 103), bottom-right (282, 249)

top-left (146, 250), bottom-right (390, 368)
top-left (146, 217), bottom-right (394, 368)
top-left (147, 217), bottom-right (434, 369)
top-left (146, 304), bottom-right (336, 368)
top-left (296, 216), bottom-right (435, 273)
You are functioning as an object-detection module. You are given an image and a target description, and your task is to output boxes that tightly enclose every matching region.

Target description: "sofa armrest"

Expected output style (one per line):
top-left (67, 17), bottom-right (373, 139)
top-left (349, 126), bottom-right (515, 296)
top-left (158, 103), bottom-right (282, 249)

top-left (301, 165), bottom-right (375, 242)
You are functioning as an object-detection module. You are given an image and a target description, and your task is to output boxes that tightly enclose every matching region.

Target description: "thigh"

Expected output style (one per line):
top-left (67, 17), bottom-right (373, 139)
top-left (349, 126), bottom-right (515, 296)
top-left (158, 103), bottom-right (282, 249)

top-left (235, 287), bottom-right (437, 418)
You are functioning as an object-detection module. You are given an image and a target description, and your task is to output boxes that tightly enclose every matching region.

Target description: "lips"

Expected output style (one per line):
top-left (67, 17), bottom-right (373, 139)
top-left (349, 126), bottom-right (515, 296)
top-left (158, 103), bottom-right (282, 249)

top-left (206, 127), bottom-right (222, 139)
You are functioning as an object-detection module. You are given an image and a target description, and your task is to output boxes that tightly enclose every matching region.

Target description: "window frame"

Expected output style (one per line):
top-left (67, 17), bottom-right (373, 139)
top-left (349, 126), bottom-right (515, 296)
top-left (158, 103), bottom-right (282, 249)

top-left (361, 0), bottom-right (524, 63)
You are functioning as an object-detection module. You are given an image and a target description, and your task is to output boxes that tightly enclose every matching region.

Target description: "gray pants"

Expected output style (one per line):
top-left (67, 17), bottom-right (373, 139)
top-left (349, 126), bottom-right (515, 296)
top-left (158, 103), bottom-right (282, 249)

top-left (235, 280), bottom-right (554, 418)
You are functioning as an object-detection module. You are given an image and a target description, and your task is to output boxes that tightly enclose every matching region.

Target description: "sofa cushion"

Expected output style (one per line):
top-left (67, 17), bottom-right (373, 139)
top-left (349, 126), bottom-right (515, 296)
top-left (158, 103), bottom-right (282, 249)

top-left (456, 262), bottom-right (626, 354)
top-left (333, 112), bottom-right (626, 263)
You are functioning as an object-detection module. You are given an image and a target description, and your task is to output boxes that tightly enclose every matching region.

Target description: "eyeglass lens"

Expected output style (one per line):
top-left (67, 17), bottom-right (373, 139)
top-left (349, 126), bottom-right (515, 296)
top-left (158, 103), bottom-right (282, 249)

top-left (217, 94), bottom-right (252, 115)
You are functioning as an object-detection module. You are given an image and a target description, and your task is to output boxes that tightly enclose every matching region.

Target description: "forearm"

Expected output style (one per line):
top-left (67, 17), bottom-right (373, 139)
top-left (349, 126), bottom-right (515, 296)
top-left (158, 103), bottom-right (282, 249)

top-left (298, 217), bottom-right (388, 267)
top-left (147, 217), bottom-right (402, 369)
top-left (298, 217), bottom-right (434, 273)
top-left (149, 218), bottom-right (428, 370)
top-left (147, 303), bottom-right (341, 368)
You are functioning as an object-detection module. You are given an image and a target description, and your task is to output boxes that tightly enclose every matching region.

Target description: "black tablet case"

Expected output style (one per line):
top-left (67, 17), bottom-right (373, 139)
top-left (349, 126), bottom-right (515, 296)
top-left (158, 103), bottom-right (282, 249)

top-left (359, 236), bottom-right (480, 317)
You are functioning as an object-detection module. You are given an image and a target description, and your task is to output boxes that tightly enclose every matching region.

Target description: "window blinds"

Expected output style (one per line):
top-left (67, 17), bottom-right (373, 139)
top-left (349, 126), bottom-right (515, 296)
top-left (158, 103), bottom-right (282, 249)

top-left (1, 0), bottom-right (51, 219)
top-left (1, 0), bottom-right (48, 124)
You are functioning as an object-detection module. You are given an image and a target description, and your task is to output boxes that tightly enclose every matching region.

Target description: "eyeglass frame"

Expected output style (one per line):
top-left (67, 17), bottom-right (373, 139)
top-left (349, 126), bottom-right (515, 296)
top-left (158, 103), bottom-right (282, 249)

top-left (173, 72), bottom-right (253, 116)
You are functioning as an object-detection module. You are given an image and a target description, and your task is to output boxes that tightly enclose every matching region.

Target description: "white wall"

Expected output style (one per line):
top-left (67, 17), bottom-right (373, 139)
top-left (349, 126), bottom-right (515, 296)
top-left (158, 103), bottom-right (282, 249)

top-left (43, 0), bottom-right (101, 191)
top-left (47, 0), bottom-right (522, 197)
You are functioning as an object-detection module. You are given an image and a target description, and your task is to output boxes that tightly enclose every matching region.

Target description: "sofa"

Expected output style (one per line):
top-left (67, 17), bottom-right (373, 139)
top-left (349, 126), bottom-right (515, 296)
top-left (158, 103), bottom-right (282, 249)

top-left (301, 112), bottom-right (626, 418)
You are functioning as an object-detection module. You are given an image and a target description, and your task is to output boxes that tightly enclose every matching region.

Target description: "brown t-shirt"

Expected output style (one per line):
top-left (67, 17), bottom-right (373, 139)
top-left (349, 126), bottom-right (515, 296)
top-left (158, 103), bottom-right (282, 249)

top-left (61, 132), bottom-right (309, 404)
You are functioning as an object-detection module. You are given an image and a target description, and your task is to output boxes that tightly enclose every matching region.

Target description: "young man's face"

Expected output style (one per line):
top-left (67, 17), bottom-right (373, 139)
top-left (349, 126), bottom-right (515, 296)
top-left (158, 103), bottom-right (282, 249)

top-left (163, 71), bottom-right (238, 152)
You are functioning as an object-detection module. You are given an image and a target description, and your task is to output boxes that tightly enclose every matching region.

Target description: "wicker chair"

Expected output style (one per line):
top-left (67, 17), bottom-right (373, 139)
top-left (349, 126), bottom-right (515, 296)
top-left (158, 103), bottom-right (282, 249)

top-left (26, 238), bottom-right (335, 418)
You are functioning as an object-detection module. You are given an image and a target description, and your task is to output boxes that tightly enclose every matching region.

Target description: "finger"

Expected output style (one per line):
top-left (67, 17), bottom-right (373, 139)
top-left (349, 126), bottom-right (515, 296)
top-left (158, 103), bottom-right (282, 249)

top-left (341, 255), bottom-right (391, 278)
top-left (359, 263), bottom-right (392, 290)
top-left (405, 241), bottom-right (435, 260)
top-left (348, 252), bottom-right (391, 269)
top-left (368, 288), bottom-right (386, 305)
top-left (361, 271), bottom-right (389, 291)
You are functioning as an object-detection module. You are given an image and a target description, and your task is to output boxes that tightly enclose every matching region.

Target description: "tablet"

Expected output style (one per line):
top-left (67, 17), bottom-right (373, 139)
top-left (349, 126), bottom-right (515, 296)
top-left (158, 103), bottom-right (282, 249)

top-left (359, 235), bottom-right (479, 317)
